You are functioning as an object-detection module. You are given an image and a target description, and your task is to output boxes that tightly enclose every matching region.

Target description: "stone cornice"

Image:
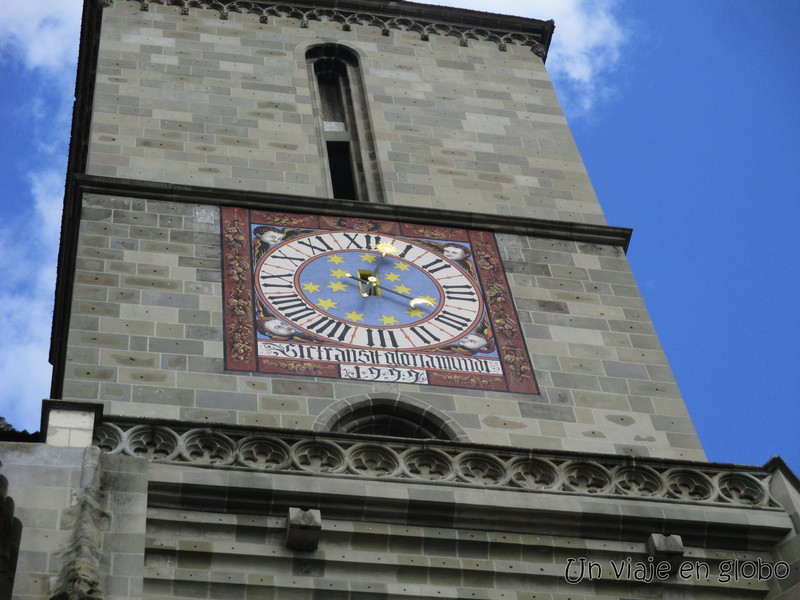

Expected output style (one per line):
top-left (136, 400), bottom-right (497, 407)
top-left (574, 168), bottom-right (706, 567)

top-left (101, 0), bottom-right (554, 60)
top-left (73, 174), bottom-right (633, 251)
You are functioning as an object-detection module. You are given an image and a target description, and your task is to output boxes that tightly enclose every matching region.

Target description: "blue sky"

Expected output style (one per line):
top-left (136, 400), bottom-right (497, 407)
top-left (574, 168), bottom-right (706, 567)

top-left (1, 1), bottom-right (797, 471)
top-left (565, 1), bottom-right (800, 471)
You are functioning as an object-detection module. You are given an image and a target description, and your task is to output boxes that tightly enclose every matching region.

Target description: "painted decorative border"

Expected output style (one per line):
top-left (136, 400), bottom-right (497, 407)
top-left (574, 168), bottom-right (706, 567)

top-left (94, 420), bottom-right (782, 509)
top-left (221, 207), bottom-right (538, 394)
top-left (106, 0), bottom-right (549, 58)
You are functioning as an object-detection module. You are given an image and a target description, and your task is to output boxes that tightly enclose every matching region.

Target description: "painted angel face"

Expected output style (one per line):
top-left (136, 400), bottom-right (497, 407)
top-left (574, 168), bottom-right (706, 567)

top-left (459, 334), bottom-right (487, 351)
top-left (263, 319), bottom-right (295, 337)
top-left (259, 229), bottom-right (285, 244)
top-left (444, 245), bottom-right (468, 261)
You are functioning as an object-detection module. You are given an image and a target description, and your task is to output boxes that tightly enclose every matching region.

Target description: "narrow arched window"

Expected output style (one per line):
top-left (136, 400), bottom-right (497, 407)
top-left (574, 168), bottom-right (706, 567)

top-left (307, 44), bottom-right (382, 202)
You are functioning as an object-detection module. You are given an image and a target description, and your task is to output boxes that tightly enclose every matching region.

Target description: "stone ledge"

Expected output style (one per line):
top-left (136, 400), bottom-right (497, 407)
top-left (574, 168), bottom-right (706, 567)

top-left (73, 174), bottom-right (633, 251)
top-left (144, 460), bottom-right (794, 551)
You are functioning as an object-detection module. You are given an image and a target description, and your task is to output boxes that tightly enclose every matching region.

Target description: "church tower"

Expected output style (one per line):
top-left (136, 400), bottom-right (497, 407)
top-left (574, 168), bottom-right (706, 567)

top-left (1, 1), bottom-right (798, 598)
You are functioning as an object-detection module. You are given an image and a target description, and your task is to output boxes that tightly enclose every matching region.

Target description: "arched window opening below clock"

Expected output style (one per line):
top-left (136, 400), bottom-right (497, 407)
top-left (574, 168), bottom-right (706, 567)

top-left (321, 397), bottom-right (463, 442)
top-left (307, 44), bottom-right (383, 203)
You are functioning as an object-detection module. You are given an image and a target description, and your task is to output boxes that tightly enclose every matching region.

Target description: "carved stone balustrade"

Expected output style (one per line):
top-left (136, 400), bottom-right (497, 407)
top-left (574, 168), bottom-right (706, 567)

top-left (93, 418), bottom-right (782, 510)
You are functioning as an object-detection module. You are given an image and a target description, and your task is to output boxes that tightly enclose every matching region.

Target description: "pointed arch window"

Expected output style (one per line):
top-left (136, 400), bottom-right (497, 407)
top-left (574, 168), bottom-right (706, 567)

top-left (307, 44), bottom-right (382, 202)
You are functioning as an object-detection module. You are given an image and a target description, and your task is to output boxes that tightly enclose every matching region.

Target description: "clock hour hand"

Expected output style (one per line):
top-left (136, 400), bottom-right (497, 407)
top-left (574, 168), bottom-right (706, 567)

top-left (343, 273), bottom-right (435, 308)
top-left (362, 242), bottom-right (399, 296)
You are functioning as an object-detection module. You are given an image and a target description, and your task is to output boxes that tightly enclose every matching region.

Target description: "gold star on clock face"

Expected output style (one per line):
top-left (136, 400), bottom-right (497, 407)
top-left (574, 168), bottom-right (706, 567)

top-left (405, 307), bottom-right (426, 318)
top-left (327, 254), bottom-right (345, 265)
top-left (301, 281), bottom-right (321, 293)
top-left (316, 298), bottom-right (338, 311)
top-left (359, 253), bottom-right (377, 263)
top-left (327, 281), bottom-right (348, 292)
top-left (393, 283), bottom-right (412, 295)
top-left (329, 268), bottom-right (349, 279)
top-left (378, 314), bottom-right (399, 326)
top-left (344, 311), bottom-right (365, 323)
top-left (393, 262), bottom-right (410, 271)
top-left (383, 272), bottom-right (400, 283)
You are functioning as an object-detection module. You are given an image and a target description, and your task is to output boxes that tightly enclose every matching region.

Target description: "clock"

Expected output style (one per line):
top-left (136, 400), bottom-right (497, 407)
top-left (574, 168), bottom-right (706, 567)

top-left (255, 231), bottom-right (484, 351)
top-left (221, 208), bottom-right (538, 394)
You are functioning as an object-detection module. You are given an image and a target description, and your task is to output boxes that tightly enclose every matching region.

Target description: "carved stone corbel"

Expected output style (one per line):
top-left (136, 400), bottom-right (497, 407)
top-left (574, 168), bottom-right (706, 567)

top-left (647, 533), bottom-right (685, 575)
top-left (285, 507), bottom-right (322, 551)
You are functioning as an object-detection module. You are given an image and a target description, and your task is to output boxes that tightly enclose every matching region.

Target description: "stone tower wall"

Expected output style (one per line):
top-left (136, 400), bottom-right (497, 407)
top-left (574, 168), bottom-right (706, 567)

top-left (88, 1), bottom-right (604, 222)
top-left (58, 0), bottom-right (704, 459)
top-left (64, 189), bottom-right (701, 459)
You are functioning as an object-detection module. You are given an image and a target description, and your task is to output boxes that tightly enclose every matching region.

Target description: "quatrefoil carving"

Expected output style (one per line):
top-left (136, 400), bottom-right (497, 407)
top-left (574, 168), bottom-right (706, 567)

top-left (180, 429), bottom-right (236, 465)
top-left (717, 473), bottom-right (765, 506)
top-left (665, 469), bottom-right (715, 501)
top-left (401, 448), bottom-right (454, 481)
top-left (563, 461), bottom-right (612, 494)
top-left (614, 466), bottom-right (664, 497)
top-left (237, 436), bottom-right (291, 470)
top-left (347, 444), bottom-right (401, 477)
top-left (292, 440), bottom-right (346, 473)
top-left (507, 457), bottom-right (560, 490)
top-left (455, 453), bottom-right (507, 486)
top-left (126, 424), bottom-right (180, 460)
top-left (93, 423), bottom-right (124, 454)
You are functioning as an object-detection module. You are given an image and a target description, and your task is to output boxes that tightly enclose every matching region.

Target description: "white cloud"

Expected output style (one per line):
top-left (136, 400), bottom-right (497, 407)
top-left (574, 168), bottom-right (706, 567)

top-left (419, 0), bottom-right (628, 116)
top-left (30, 169), bottom-right (66, 243)
top-left (0, 0), bottom-right (82, 72)
top-left (1, 1), bottom-right (82, 152)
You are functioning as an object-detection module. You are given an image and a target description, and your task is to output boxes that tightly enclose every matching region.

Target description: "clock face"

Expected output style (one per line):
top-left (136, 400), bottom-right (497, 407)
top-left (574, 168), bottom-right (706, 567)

top-left (255, 231), bottom-right (484, 351)
top-left (221, 208), bottom-right (538, 395)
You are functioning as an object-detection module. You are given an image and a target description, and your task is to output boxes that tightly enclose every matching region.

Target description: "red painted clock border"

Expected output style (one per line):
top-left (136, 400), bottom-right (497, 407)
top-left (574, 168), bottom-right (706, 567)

top-left (221, 207), bottom-right (538, 395)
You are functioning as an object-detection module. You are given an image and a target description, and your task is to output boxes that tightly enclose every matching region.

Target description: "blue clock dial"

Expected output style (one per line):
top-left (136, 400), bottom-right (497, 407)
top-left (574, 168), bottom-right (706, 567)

top-left (295, 251), bottom-right (440, 328)
top-left (256, 230), bottom-right (483, 350)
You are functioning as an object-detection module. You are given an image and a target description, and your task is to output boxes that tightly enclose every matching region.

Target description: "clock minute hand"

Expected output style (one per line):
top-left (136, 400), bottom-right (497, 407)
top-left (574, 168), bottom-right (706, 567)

top-left (343, 273), bottom-right (435, 308)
